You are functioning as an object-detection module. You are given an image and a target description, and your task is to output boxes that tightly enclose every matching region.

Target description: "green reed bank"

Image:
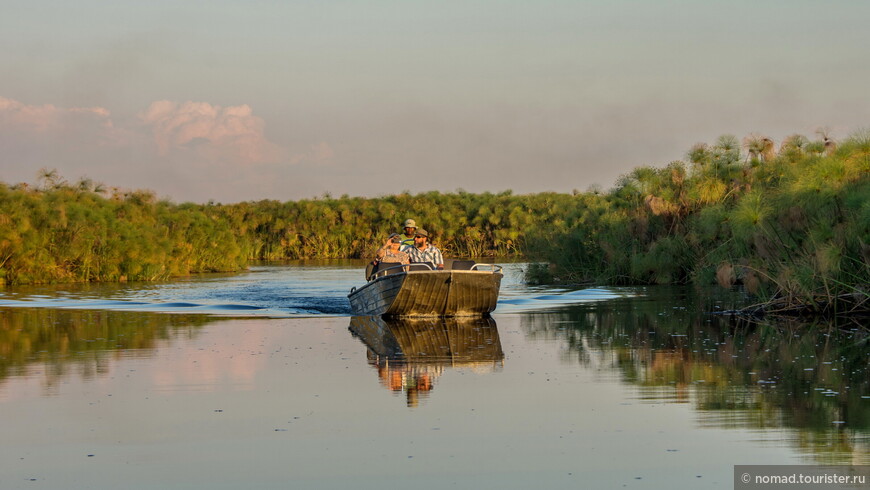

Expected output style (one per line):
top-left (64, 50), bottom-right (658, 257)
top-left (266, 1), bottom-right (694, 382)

top-left (2, 131), bottom-right (868, 316)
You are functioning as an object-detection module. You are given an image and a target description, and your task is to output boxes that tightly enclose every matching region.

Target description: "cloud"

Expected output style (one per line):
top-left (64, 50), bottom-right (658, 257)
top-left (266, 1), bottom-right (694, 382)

top-left (0, 96), bottom-right (301, 201)
top-left (0, 96), bottom-right (289, 170)
top-left (0, 96), bottom-right (117, 140)
top-left (140, 100), bottom-right (283, 165)
top-left (0, 96), bottom-right (110, 125)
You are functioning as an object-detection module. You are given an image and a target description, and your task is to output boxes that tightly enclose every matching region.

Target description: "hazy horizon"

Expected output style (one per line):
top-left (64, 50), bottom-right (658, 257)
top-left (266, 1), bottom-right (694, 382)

top-left (2, 1), bottom-right (868, 204)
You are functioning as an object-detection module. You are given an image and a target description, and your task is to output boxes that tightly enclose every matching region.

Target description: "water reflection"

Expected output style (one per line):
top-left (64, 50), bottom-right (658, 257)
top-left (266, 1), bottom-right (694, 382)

top-left (0, 306), bottom-right (213, 393)
top-left (519, 287), bottom-right (870, 464)
top-left (348, 316), bottom-right (504, 407)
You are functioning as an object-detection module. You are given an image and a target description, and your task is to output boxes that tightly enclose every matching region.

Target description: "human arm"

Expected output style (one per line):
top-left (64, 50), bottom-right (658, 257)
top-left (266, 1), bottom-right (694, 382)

top-left (433, 247), bottom-right (444, 270)
top-left (376, 237), bottom-right (396, 260)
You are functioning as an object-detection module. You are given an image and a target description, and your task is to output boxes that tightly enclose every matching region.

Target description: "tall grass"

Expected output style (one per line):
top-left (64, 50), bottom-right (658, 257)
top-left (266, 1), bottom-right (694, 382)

top-left (0, 182), bottom-right (575, 284)
top-left (3, 129), bottom-right (867, 317)
top-left (529, 130), bottom-right (870, 316)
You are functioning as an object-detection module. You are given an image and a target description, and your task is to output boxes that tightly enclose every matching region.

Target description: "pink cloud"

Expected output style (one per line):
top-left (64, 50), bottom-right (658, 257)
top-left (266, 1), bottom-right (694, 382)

top-left (0, 96), bottom-right (330, 201)
top-left (1, 97), bottom-right (304, 171)
top-left (141, 100), bottom-right (283, 165)
top-left (0, 96), bottom-right (115, 136)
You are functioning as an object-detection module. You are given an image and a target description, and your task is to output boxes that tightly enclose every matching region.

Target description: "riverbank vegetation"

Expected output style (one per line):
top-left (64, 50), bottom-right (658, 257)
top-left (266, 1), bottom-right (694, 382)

top-left (0, 171), bottom-right (248, 284)
top-left (1, 130), bottom-right (867, 316)
top-left (0, 170), bottom-right (575, 284)
top-left (526, 130), bottom-right (869, 317)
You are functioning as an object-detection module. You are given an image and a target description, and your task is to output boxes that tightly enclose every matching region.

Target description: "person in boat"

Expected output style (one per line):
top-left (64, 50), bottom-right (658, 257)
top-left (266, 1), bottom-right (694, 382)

top-left (399, 219), bottom-right (417, 247)
top-left (374, 233), bottom-right (410, 266)
top-left (401, 228), bottom-right (444, 270)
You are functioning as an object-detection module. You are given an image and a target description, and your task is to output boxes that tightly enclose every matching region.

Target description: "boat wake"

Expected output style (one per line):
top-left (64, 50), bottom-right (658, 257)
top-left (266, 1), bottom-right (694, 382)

top-left (0, 263), bottom-right (629, 318)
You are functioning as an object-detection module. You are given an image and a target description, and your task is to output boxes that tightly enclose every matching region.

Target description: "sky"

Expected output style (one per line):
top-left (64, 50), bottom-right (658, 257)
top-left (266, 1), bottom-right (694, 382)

top-left (1, 0), bottom-right (868, 203)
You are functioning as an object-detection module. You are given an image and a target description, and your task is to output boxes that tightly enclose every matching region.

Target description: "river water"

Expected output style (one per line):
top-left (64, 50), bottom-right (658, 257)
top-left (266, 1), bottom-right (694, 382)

top-left (0, 261), bottom-right (867, 489)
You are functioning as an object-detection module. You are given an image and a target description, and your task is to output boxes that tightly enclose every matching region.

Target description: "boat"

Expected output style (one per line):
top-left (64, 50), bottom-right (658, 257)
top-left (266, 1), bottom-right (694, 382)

top-left (347, 260), bottom-right (503, 317)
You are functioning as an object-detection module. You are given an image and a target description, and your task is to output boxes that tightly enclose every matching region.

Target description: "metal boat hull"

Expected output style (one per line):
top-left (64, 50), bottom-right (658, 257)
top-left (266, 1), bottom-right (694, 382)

top-left (347, 270), bottom-right (502, 317)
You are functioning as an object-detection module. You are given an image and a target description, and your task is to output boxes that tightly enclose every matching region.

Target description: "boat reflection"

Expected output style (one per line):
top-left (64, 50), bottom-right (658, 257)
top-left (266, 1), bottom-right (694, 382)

top-left (348, 315), bottom-right (504, 407)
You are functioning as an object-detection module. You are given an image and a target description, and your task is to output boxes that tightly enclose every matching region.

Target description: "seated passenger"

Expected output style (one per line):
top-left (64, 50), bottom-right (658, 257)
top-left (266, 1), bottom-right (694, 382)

top-left (374, 233), bottom-right (410, 266)
top-left (401, 229), bottom-right (444, 270)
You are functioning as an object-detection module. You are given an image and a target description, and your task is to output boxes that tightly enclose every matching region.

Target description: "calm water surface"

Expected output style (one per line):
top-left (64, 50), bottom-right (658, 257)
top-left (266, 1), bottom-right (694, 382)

top-left (0, 262), bottom-right (867, 489)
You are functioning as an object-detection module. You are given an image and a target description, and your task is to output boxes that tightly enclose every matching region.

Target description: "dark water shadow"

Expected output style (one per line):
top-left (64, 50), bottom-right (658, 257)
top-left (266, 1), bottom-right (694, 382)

top-left (348, 316), bottom-right (504, 407)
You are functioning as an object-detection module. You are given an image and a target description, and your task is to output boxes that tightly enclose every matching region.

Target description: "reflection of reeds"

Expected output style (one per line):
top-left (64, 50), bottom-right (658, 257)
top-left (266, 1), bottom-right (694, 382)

top-left (0, 307), bottom-right (212, 389)
top-left (518, 291), bottom-right (870, 464)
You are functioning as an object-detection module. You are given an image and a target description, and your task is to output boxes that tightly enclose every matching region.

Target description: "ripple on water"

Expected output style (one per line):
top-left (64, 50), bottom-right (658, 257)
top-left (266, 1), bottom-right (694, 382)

top-left (0, 263), bottom-right (630, 317)
top-left (209, 304), bottom-right (265, 310)
top-left (498, 286), bottom-right (635, 313)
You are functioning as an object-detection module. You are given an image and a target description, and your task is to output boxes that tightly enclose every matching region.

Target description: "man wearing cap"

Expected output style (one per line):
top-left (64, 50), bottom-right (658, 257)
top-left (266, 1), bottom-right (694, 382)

top-left (400, 219), bottom-right (417, 247)
top-left (401, 228), bottom-right (444, 270)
